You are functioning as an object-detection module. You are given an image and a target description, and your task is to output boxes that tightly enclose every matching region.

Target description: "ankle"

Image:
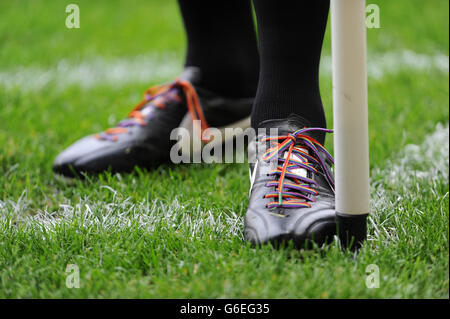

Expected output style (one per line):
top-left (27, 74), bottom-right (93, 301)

top-left (185, 64), bottom-right (259, 98)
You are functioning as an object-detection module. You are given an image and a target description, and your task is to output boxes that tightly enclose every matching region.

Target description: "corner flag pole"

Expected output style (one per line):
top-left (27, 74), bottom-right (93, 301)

top-left (331, 0), bottom-right (370, 248)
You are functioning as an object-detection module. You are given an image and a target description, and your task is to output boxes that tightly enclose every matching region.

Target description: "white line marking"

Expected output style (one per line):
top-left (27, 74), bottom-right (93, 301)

top-left (0, 193), bottom-right (245, 240)
top-left (0, 52), bottom-right (181, 92)
top-left (0, 50), bottom-right (447, 92)
top-left (0, 123), bottom-right (448, 241)
top-left (369, 122), bottom-right (449, 242)
top-left (321, 50), bottom-right (449, 79)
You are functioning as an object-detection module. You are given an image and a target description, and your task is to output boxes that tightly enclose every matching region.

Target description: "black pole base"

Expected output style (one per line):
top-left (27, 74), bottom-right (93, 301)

top-left (336, 212), bottom-right (368, 250)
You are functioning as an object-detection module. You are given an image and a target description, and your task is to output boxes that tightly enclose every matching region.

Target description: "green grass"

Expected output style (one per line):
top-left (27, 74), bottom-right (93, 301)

top-left (0, 0), bottom-right (448, 298)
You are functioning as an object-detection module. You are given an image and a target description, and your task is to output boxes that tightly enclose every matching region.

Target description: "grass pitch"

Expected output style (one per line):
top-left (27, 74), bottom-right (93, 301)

top-left (0, 0), bottom-right (448, 298)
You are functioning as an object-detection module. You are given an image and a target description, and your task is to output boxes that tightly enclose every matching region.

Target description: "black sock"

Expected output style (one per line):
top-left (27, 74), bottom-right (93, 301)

top-left (178, 0), bottom-right (259, 98)
top-left (251, 0), bottom-right (329, 134)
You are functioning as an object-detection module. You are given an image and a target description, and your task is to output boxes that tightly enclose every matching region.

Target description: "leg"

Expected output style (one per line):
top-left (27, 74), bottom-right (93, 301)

top-left (245, 1), bottom-right (337, 248)
top-left (53, 0), bottom-right (259, 177)
top-left (251, 0), bottom-right (329, 143)
top-left (178, 0), bottom-right (259, 98)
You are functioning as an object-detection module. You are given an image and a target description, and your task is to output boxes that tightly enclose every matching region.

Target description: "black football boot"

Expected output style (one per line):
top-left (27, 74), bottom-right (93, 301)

top-left (245, 114), bottom-right (337, 248)
top-left (53, 67), bottom-right (253, 178)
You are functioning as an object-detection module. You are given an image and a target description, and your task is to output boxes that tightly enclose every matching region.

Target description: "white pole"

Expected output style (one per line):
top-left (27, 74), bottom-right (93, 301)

top-left (331, 0), bottom-right (369, 247)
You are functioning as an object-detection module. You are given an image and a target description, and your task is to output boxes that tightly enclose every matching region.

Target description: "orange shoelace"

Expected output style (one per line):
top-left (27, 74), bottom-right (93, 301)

top-left (261, 128), bottom-right (334, 209)
top-left (96, 79), bottom-right (211, 142)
